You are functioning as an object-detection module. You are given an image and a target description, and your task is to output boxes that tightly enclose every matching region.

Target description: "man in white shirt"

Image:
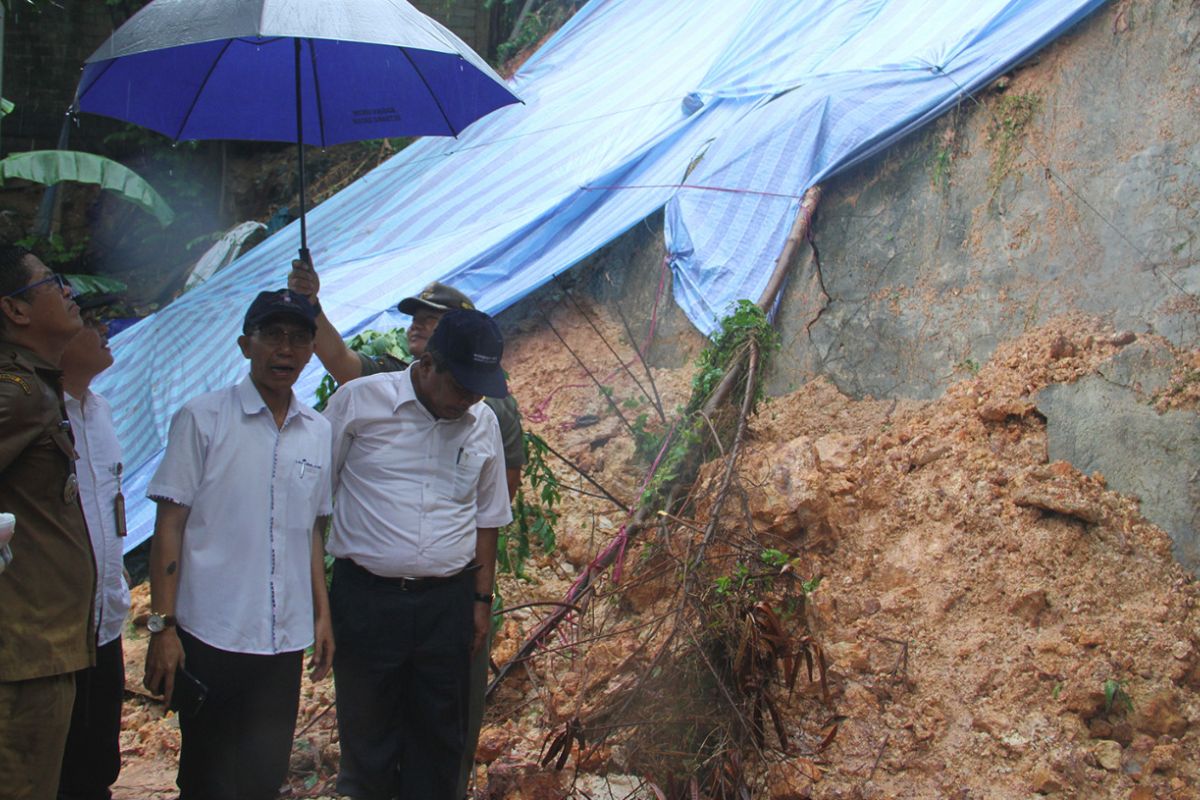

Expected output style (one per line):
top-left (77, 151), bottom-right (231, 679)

top-left (57, 308), bottom-right (130, 800)
top-left (143, 290), bottom-right (335, 800)
top-left (324, 309), bottom-right (513, 800)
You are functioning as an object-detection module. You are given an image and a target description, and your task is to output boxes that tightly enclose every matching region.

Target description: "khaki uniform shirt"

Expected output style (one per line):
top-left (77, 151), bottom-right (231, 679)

top-left (358, 351), bottom-right (526, 469)
top-left (0, 343), bottom-right (96, 681)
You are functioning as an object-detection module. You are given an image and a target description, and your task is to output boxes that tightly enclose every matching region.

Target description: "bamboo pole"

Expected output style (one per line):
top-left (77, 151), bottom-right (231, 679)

top-left (488, 185), bottom-right (823, 695)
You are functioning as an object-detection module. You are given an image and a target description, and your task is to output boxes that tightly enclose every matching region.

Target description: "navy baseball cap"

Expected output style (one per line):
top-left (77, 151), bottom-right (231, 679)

top-left (427, 309), bottom-right (507, 398)
top-left (243, 289), bottom-right (318, 335)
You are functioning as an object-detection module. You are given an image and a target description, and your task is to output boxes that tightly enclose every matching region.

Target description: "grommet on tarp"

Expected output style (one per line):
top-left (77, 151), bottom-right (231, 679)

top-left (681, 92), bottom-right (705, 116)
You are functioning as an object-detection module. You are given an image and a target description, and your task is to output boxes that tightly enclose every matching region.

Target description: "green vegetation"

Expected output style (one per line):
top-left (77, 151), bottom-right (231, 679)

top-left (930, 144), bottom-right (953, 191)
top-left (0, 150), bottom-right (176, 226)
top-left (986, 91), bottom-right (1042, 192)
top-left (496, 4), bottom-right (560, 64)
top-left (62, 273), bottom-right (128, 296)
top-left (498, 432), bottom-right (562, 579)
top-left (1103, 678), bottom-right (1134, 715)
top-left (640, 300), bottom-right (780, 508)
top-left (313, 328), bottom-right (411, 411)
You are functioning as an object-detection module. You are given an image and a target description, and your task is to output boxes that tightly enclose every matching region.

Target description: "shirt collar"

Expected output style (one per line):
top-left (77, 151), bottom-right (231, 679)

top-left (394, 365), bottom-right (479, 424)
top-left (2, 341), bottom-right (61, 378)
top-left (236, 374), bottom-right (307, 423)
top-left (65, 388), bottom-right (89, 413)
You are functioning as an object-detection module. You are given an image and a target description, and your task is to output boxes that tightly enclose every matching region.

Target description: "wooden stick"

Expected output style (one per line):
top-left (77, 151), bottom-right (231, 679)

top-left (488, 186), bottom-right (823, 695)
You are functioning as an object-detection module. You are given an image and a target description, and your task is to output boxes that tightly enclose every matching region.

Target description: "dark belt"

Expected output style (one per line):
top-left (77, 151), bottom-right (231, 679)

top-left (338, 557), bottom-right (476, 591)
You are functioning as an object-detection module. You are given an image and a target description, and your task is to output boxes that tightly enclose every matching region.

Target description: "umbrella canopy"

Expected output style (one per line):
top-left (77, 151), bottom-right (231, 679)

top-left (72, 0), bottom-right (521, 257)
top-left (73, 0), bottom-right (520, 144)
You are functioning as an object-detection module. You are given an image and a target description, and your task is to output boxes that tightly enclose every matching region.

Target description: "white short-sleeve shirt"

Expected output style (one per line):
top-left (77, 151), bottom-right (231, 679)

top-left (147, 376), bottom-right (332, 655)
top-left (324, 367), bottom-right (512, 578)
top-left (65, 389), bottom-right (130, 646)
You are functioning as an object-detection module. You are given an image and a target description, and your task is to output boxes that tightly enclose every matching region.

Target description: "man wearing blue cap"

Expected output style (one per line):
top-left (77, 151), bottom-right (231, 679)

top-left (324, 308), bottom-right (513, 800)
top-left (143, 289), bottom-right (335, 800)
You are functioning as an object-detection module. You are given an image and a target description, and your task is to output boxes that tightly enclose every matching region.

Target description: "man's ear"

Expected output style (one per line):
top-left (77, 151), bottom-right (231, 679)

top-left (237, 334), bottom-right (251, 359)
top-left (0, 296), bottom-right (31, 330)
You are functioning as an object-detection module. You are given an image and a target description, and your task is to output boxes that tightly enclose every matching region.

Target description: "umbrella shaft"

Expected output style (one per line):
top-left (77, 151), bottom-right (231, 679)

top-left (295, 38), bottom-right (307, 255)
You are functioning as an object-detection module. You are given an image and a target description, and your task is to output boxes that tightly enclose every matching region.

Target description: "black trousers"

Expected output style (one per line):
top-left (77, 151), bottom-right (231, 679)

top-left (176, 628), bottom-right (303, 800)
top-left (57, 637), bottom-right (124, 800)
top-left (331, 558), bottom-right (474, 800)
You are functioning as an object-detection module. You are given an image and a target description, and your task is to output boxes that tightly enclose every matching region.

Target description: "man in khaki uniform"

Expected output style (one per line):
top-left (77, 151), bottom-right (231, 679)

top-left (0, 243), bottom-right (96, 799)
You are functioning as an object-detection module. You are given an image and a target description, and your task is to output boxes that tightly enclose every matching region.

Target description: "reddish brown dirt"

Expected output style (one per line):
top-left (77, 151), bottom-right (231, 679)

top-left (114, 309), bottom-right (1199, 799)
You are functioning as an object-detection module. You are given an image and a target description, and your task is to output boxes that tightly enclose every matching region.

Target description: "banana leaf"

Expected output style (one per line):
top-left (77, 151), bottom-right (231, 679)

top-left (0, 150), bottom-right (174, 226)
top-left (63, 274), bottom-right (128, 296)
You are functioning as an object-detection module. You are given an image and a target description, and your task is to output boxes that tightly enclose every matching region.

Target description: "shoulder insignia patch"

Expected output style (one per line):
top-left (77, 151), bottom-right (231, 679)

top-left (0, 373), bottom-right (31, 395)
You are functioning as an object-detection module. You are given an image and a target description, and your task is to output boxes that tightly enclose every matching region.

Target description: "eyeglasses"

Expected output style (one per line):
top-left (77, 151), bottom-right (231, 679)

top-left (3, 273), bottom-right (71, 300)
top-left (253, 326), bottom-right (315, 348)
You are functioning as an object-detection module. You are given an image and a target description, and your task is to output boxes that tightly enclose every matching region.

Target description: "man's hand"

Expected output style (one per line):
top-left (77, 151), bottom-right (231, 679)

top-left (309, 614), bottom-right (335, 682)
top-left (471, 600), bottom-right (490, 657)
top-left (288, 258), bottom-right (320, 304)
top-left (145, 629), bottom-right (185, 711)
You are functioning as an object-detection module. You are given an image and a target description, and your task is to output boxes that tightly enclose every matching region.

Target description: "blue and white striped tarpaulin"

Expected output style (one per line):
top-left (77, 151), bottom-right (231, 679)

top-left (100, 0), bottom-right (1107, 550)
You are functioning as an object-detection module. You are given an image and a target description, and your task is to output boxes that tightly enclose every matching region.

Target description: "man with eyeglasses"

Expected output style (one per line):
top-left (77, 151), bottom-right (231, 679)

top-left (323, 309), bottom-right (513, 800)
top-left (289, 259), bottom-right (524, 797)
top-left (143, 289), bottom-right (335, 800)
top-left (0, 243), bottom-right (96, 800)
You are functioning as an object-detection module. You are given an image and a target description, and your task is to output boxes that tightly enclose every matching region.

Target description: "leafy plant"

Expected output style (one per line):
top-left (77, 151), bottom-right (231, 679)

top-left (986, 91), bottom-right (1042, 192)
top-left (930, 144), bottom-right (953, 191)
top-left (498, 432), bottom-right (561, 578)
top-left (313, 327), bottom-right (411, 410)
top-left (0, 150), bottom-right (175, 226)
top-left (640, 300), bottom-right (780, 508)
top-left (1103, 678), bottom-right (1134, 715)
top-left (760, 548), bottom-right (788, 568)
top-left (496, 5), bottom-right (553, 63)
top-left (62, 274), bottom-right (128, 296)
top-left (16, 233), bottom-right (87, 267)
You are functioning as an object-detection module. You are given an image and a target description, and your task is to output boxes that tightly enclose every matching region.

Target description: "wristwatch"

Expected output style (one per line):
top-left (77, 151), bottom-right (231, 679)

top-left (147, 612), bottom-right (177, 633)
top-left (474, 592), bottom-right (494, 604)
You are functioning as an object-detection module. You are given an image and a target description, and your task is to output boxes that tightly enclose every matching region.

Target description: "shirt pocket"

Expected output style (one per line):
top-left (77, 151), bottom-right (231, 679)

top-left (451, 450), bottom-right (485, 503)
top-left (286, 457), bottom-right (327, 531)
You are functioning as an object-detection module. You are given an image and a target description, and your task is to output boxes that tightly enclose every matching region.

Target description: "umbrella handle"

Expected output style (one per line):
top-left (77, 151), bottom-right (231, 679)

top-left (297, 247), bottom-right (312, 268)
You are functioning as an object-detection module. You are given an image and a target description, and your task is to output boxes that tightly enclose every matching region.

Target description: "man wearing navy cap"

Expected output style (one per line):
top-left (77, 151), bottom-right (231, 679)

top-left (289, 260), bottom-right (525, 795)
top-left (287, 262), bottom-right (525, 498)
top-left (324, 308), bottom-right (513, 800)
top-left (144, 289), bottom-right (335, 800)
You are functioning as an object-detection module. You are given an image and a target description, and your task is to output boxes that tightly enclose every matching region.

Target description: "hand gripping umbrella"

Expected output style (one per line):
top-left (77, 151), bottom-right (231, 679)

top-left (72, 0), bottom-right (520, 263)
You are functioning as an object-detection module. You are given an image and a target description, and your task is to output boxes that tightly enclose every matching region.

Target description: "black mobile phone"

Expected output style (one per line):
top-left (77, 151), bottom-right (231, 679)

top-left (169, 666), bottom-right (209, 717)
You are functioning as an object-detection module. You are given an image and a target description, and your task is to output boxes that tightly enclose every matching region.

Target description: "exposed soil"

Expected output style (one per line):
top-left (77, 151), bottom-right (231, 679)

top-left (113, 307), bottom-right (1199, 799)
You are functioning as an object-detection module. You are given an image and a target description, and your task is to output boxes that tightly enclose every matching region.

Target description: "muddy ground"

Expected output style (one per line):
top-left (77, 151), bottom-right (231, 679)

top-left (112, 305), bottom-right (1199, 800)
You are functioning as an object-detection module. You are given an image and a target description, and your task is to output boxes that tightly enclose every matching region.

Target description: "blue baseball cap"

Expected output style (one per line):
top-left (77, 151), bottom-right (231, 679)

top-left (243, 289), bottom-right (318, 335)
top-left (427, 308), bottom-right (507, 398)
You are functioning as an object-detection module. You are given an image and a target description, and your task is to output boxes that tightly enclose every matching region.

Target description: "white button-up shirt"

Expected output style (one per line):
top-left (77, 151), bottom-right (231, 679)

top-left (324, 368), bottom-right (512, 578)
top-left (65, 389), bottom-right (130, 646)
top-left (147, 376), bottom-right (332, 655)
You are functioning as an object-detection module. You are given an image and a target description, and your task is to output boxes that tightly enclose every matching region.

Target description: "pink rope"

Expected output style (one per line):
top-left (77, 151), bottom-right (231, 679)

top-left (583, 182), bottom-right (806, 201)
